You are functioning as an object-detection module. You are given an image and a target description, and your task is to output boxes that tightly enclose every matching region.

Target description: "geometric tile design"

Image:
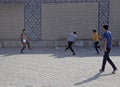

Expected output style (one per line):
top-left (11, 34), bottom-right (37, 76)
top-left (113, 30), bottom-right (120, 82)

top-left (24, 0), bottom-right (41, 40)
top-left (0, 0), bottom-right (109, 40)
top-left (98, 0), bottom-right (110, 35)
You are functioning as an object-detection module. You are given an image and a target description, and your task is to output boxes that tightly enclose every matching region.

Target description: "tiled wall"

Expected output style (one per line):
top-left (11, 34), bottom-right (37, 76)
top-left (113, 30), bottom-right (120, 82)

top-left (0, 0), bottom-right (110, 40)
top-left (110, 0), bottom-right (120, 41)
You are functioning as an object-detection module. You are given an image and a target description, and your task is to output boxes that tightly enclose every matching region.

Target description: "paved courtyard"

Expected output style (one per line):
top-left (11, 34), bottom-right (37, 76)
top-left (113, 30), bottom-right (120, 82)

top-left (0, 47), bottom-right (120, 87)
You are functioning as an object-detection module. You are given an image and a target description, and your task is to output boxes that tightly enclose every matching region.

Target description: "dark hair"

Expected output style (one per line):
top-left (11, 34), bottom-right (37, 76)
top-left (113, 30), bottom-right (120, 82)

top-left (22, 28), bottom-right (25, 31)
top-left (73, 31), bottom-right (76, 34)
top-left (92, 30), bottom-right (96, 32)
top-left (103, 25), bottom-right (108, 30)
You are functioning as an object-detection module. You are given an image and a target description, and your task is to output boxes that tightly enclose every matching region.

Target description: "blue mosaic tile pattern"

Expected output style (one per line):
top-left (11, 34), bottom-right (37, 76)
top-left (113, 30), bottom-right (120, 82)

top-left (24, 0), bottom-right (41, 40)
top-left (0, 0), bottom-right (109, 40)
top-left (98, 0), bottom-right (109, 35)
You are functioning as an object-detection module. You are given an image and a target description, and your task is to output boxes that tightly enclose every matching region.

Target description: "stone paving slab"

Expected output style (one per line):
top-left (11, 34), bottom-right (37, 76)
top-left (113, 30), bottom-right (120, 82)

top-left (0, 47), bottom-right (120, 87)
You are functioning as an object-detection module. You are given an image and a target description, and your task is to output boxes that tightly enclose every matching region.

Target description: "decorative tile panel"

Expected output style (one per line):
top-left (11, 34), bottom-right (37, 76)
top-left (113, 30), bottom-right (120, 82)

top-left (98, 0), bottom-right (109, 35)
top-left (0, 0), bottom-right (109, 40)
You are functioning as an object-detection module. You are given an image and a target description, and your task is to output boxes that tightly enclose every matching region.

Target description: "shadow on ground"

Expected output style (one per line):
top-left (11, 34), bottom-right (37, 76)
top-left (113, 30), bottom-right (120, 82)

top-left (0, 47), bottom-right (120, 58)
top-left (74, 72), bottom-right (115, 86)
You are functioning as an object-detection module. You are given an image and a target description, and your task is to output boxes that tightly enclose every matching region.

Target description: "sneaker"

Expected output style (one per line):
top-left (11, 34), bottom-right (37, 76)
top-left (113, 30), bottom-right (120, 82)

top-left (72, 53), bottom-right (76, 56)
top-left (112, 68), bottom-right (117, 74)
top-left (99, 69), bottom-right (104, 72)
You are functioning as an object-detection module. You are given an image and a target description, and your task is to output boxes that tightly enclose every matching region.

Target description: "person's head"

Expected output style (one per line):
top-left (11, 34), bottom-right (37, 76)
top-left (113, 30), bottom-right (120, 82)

top-left (92, 30), bottom-right (96, 33)
top-left (73, 31), bottom-right (76, 34)
top-left (22, 28), bottom-right (26, 32)
top-left (103, 25), bottom-right (108, 31)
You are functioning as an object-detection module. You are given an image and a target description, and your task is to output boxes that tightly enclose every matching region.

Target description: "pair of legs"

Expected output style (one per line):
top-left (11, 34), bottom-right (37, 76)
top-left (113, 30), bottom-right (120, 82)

top-left (65, 41), bottom-right (75, 55)
top-left (20, 40), bottom-right (31, 53)
top-left (94, 41), bottom-right (100, 54)
top-left (100, 48), bottom-right (117, 73)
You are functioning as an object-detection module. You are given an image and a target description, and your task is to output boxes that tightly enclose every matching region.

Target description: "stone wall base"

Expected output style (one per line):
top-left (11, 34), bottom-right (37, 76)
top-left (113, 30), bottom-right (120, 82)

top-left (0, 40), bottom-right (120, 48)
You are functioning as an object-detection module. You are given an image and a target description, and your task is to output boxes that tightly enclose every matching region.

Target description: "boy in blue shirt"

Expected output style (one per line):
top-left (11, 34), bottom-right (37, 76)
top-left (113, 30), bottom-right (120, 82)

top-left (99, 25), bottom-right (117, 73)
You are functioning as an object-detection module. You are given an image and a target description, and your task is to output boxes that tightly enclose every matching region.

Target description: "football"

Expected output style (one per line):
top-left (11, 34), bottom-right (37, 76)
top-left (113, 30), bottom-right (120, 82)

top-left (56, 47), bottom-right (60, 51)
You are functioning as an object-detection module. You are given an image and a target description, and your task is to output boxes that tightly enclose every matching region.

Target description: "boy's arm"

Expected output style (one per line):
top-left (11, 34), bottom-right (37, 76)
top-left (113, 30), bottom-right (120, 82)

top-left (103, 38), bottom-right (107, 52)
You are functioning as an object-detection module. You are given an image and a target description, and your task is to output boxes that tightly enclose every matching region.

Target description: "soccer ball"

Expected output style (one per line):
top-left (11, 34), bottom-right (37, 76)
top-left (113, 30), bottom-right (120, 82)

top-left (56, 47), bottom-right (60, 51)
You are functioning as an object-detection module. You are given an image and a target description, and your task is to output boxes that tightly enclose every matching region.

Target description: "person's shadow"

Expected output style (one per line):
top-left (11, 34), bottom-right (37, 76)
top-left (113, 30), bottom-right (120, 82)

top-left (74, 72), bottom-right (114, 85)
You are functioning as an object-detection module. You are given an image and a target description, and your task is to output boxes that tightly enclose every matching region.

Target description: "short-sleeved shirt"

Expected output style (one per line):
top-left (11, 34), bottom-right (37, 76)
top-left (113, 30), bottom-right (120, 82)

top-left (68, 33), bottom-right (77, 42)
top-left (92, 33), bottom-right (100, 41)
top-left (102, 31), bottom-right (112, 48)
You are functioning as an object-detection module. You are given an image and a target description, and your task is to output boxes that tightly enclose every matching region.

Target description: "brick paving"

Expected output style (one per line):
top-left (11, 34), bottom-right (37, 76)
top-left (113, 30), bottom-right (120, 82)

top-left (0, 47), bottom-right (120, 87)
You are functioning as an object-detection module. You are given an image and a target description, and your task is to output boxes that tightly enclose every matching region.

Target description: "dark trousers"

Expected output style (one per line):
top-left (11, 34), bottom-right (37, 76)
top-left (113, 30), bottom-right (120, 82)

top-left (65, 41), bottom-right (75, 53)
top-left (94, 41), bottom-right (100, 53)
top-left (20, 40), bottom-right (31, 52)
top-left (26, 41), bottom-right (31, 49)
top-left (101, 48), bottom-right (117, 70)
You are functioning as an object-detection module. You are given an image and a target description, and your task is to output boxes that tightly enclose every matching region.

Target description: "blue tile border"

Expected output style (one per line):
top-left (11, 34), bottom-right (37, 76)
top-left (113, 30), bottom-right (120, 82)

top-left (0, 0), bottom-right (109, 40)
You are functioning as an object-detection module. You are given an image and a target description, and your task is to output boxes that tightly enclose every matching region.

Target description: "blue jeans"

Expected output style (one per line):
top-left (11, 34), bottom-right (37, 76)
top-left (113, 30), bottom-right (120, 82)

top-left (94, 41), bottom-right (100, 53)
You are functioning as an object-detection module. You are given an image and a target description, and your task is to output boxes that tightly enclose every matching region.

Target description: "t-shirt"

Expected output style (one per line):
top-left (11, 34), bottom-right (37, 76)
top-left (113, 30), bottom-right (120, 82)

top-left (68, 33), bottom-right (77, 42)
top-left (102, 31), bottom-right (112, 48)
top-left (92, 33), bottom-right (100, 41)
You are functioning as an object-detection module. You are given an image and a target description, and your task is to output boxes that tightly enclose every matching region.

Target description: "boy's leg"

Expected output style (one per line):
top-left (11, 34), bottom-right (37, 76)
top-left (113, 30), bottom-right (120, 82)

top-left (69, 42), bottom-right (75, 55)
top-left (26, 41), bottom-right (31, 49)
top-left (106, 49), bottom-right (117, 72)
top-left (96, 42), bottom-right (99, 54)
top-left (100, 52), bottom-right (107, 71)
top-left (20, 43), bottom-right (26, 53)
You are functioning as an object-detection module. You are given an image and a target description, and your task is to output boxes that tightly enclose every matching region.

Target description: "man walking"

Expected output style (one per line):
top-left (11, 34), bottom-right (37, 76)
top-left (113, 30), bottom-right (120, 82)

top-left (65, 31), bottom-right (77, 55)
top-left (99, 25), bottom-right (117, 73)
